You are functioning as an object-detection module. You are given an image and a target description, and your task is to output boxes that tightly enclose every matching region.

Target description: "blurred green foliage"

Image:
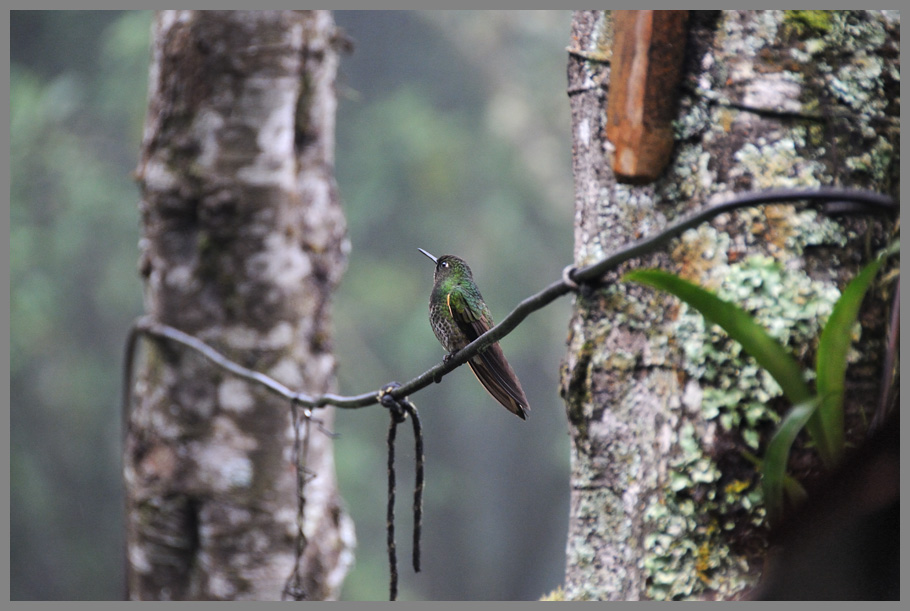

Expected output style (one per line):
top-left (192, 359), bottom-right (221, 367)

top-left (10, 10), bottom-right (152, 600)
top-left (11, 10), bottom-right (574, 600)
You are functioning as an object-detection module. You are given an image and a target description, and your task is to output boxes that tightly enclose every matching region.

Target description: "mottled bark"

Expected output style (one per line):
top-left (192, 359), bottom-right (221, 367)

top-left (562, 10), bottom-right (898, 600)
top-left (126, 10), bottom-right (353, 600)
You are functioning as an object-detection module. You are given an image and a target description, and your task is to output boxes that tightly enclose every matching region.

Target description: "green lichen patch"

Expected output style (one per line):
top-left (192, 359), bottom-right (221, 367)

top-left (677, 254), bottom-right (840, 440)
top-left (540, 586), bottom-right (566, 601)
top-left (643, 423), bottom-right (760, 600)
top-left (731, 133), bottom-right (826, 191)
top-left (783, 10), bottom-right (835, 38)
top-left (643, 250), bottom-right (845, 599)
top-left (779, 11), bottom-right (898, 187)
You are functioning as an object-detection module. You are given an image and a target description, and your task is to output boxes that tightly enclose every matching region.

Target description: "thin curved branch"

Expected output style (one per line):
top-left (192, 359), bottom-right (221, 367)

top-left (571, 187), bottom-right (896, 283)
top-left (124, 187), bottom-right (897, 412)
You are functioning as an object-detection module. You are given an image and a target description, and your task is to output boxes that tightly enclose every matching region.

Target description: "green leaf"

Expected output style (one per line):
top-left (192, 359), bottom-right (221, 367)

top-left (813, 241), bottom-right (898, 466)
top-left (625, 270), bottom-right (813, 406)
top-left (762, 396), bottom-right (821, 523)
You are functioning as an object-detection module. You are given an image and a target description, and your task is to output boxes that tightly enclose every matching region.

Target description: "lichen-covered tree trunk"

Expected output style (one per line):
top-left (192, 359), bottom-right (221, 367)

top-left (126, 10), bottom-right (354, 600)
top-left (561, 10), bottom-right (898, 600)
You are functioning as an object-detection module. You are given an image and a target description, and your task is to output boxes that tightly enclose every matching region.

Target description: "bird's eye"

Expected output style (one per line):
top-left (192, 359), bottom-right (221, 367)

top-left (440, 261), bottom-right (449, 268)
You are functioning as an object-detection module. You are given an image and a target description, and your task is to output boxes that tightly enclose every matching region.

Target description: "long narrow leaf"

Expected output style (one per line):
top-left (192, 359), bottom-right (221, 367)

top-left (625, 269), bottom-right (813, 405)
top-left (813, 242), bottom-right (898, 466)
top-left (762, 396), bottom-right (822, 523)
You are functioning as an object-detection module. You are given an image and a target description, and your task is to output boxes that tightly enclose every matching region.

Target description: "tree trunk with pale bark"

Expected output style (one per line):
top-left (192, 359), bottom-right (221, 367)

top-left (126, 10), bottom-right (353, 600)
top-left (562, 10), bottom-right (898, 600)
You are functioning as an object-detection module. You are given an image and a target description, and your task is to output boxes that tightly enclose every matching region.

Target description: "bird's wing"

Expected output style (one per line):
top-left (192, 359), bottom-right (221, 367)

top-left (447, 289), bottom-right (530, 419)
top-left (446, 287), bottom-right (489, 341)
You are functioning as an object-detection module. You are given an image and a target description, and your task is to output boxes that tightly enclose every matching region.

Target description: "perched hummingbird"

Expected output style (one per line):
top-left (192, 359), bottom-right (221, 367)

top-left (418, 248), bottom-right (530, 420)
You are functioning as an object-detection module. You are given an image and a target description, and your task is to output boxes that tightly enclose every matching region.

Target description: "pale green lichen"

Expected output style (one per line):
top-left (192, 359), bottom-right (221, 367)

top-left (722, 10), bottom-right (783, 59)
top-left (731, 133), bottom-right (827, 190)
top-left (565, 482), bottom-right (635, 599)
top-left (781, 11), bottom-right (897, 187)
top-left (824, 11), bottom-right (888, 54)
top-left (781, 207), bottom-right (848, 254)
top-left (666, 144), bottom-right (712, 203)
top-left (643, 423), bottom-right (758, 600)
top-left (845, 135), bottom-right (893, 176)
top-left (677, 254), bottom-right (841, 440)
top-left (642, 249), bottom-right (844, 599)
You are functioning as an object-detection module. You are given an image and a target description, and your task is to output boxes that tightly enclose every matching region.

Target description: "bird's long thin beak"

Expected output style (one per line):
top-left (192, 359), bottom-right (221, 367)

top-left (418, 248), bottom-right (437, 263)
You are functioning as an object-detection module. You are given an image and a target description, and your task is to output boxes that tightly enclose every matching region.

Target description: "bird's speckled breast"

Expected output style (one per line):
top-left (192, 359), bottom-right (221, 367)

top-left (428, 298), bottom-right (468, 352)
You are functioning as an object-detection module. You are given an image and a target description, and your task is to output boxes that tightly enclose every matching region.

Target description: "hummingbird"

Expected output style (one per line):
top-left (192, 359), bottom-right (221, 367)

top-left (418, 248), bottom-right (530, 420)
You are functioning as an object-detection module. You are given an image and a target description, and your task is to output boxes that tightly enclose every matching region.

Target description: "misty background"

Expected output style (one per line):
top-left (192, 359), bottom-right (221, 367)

top-left (10, 10), bottom-right (576, 600)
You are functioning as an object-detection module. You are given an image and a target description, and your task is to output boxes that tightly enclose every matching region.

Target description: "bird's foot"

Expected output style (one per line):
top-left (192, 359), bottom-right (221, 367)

top-left (434, 351), bottom-right (458, 383)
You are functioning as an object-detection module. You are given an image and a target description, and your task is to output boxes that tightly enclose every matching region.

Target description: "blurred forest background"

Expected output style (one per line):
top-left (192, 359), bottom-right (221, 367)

top-left (10, 11), bottom-right (576, 600)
